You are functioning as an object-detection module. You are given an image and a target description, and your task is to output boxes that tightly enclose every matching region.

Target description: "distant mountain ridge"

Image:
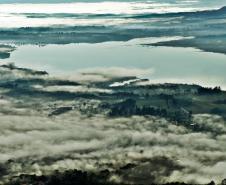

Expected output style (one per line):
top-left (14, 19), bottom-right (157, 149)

top-left (219, 6), bottom-right (226, 12)
top-left (131, 6), bottom-right (226, 19)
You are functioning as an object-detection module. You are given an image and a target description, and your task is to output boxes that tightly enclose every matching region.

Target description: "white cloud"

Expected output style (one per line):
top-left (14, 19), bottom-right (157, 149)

top-left (78, 67), bottom-right (154, 78)
top-left (0, 112), bottom-right (226, 184)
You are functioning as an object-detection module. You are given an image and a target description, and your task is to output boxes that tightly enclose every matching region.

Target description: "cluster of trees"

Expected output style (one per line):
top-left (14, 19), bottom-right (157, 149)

top-left (7, 169), bottom-right (226, 185)
top-left (8, 169), bottom-right (113, 185)
top-left (198, 86), bottom-right (222, 94)
top-left (109, 103), bottom-right (167, 118)
top-left (109, 99), bottom-right (192, 124)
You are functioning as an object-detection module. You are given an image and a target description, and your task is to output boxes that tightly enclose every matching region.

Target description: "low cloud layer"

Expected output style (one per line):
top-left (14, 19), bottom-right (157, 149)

top-left (78, 67), bottom-right (154, 78)
top-left (0, 112), bottom-right (226, 184)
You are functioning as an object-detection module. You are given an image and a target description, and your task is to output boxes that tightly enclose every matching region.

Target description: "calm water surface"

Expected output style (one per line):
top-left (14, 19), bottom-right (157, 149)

top-left (2, 38), bottom-right (226, 89)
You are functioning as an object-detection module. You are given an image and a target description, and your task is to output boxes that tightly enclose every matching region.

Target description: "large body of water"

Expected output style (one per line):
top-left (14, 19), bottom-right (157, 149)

top-left (2, 38), bottom-right (226, 89)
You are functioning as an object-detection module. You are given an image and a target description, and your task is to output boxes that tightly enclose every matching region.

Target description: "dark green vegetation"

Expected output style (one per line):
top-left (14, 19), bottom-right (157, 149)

top-left (7, 170), bottom-right (115, 185)
top-left (6, 169), bottom-right (226, 185)
top-left (107, 85), bottom-right (226, 122)
top-left (0, 45), bottom-right (15, 59)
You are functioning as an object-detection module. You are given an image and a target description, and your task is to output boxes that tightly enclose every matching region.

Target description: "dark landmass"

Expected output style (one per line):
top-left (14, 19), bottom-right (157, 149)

top-left (6, 169), bottom-right (226, 185)
top-left (147, 35), bottom-right (226, 55)
top-left (0, 45), bottom-right (16, 59)
top-left (1, 63), bottom-right (48, 76)
top-left (130, 6), bottom-right (226, 19)
top-left (0, 52), bottom-right (10, 59)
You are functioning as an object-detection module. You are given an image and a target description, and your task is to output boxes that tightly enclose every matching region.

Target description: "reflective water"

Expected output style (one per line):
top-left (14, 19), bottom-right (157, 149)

top-left (3, 38), bottom-right (226, 89)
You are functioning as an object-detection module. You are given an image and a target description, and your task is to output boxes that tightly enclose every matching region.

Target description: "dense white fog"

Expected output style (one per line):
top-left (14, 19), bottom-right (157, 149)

top-left (0, 112), bottom-right (226, 184)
